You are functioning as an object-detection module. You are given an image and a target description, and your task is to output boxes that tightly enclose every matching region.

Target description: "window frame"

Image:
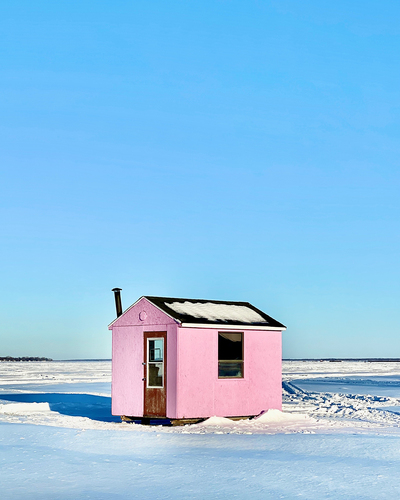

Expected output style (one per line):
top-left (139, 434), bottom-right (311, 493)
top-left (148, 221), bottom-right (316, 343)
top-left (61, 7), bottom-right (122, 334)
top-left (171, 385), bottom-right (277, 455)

top-left (217, 331), bottom-right (244, 379)
top-left (146, 337), bottom-right (165, 388)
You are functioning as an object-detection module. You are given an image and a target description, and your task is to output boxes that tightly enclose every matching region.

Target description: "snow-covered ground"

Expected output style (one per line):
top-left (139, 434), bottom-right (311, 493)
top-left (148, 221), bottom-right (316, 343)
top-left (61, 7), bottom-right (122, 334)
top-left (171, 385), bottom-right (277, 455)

top-left (1, 360), bottom-right (400, 498)
top-left (283, 360), bottom-right (400, 433)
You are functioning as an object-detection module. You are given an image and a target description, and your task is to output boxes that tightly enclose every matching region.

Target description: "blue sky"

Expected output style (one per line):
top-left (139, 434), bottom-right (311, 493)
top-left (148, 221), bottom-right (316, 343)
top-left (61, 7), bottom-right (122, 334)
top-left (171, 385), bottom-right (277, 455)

top-left (1, 1), bottom-right (400, 359)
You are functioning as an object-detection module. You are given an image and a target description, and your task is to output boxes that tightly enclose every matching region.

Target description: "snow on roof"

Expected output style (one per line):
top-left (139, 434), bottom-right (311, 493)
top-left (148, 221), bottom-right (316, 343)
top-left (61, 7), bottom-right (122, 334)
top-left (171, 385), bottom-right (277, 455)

top-left (165, 301), bottom-right (268, 324)
top-left (142, 296), bottom-right (286, 329)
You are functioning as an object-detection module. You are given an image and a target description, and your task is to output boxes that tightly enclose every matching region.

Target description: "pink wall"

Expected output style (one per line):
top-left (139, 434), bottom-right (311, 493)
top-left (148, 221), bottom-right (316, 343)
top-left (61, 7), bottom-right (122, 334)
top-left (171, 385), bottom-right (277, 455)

top-left (110, 297), bottom-right (283, 419)
top-left (175, 327), bottom-right (282, 418)
top-left (110, 298), bottom-right (177, 417)
top-left (111, 325), bottom-right (143, 416)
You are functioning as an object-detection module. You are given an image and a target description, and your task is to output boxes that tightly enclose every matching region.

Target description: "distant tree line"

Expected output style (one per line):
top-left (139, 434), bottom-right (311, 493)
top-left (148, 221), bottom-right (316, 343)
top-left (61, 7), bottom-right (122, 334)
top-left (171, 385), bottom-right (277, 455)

top-left (0, 356), bottom-right (53, 362)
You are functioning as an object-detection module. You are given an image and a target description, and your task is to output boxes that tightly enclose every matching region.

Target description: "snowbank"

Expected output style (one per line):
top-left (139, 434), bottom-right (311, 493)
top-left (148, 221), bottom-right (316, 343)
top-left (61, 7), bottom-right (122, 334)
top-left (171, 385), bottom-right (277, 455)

top-left (0, 402), bottom-right (51, 413)
top-left (255, 408), bottom-right (312, 424)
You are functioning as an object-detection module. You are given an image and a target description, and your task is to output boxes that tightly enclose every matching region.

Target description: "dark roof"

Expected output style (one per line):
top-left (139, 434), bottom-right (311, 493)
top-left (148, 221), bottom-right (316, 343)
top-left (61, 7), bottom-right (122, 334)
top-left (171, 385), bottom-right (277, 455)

top-left (144, 296), bottom-right (286, 328)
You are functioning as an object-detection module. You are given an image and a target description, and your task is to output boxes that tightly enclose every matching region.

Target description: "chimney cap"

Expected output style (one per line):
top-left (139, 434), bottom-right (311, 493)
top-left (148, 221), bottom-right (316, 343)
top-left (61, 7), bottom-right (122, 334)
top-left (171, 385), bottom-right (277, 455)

top-left (112, 288), bottom-right (122, 292)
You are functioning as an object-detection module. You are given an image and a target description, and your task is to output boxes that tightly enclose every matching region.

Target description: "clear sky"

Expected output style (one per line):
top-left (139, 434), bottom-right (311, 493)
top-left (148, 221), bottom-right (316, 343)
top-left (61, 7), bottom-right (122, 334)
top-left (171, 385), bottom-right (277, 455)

top-left (1, 1), bottom-right (400, 359)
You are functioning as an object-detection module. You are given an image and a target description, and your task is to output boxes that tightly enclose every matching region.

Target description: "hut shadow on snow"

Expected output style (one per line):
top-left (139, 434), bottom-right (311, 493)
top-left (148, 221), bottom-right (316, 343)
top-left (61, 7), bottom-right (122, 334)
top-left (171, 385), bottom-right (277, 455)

top-left (0, 393), bottom-right (120, 422)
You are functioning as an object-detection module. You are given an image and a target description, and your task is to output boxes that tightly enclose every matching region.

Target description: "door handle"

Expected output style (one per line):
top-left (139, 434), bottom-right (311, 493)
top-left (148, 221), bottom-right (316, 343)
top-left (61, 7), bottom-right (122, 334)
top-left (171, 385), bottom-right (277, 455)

top-left (142, 378), bottom-right (146, 381)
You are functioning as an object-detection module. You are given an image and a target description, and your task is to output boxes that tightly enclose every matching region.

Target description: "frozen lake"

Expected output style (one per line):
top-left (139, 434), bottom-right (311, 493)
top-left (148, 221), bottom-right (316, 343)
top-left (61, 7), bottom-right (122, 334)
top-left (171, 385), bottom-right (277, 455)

top-left (292, 376), bottom-right (400, 399)
top-left (1, 360), bottom-right (400, 499)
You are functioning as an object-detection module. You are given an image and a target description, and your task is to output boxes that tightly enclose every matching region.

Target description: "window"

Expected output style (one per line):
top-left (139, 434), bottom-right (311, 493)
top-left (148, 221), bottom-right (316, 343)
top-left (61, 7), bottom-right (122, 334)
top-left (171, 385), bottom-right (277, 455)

top-left (218, 332), bottom-right (243, 378)
top-left (147, 338), bottom-right (164, 387)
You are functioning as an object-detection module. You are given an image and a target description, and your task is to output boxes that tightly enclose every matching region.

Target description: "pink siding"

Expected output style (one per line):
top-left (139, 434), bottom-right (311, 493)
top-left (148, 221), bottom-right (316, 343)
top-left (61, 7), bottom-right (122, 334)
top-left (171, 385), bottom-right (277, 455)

top-left (110, 298), bottom-right (178, 417)
top-left (175, 327), bottom-right (282, 418)
top-left (111, 325), bottom-right (143, 416)
top-left (166, 324), bottom-right (177, 418)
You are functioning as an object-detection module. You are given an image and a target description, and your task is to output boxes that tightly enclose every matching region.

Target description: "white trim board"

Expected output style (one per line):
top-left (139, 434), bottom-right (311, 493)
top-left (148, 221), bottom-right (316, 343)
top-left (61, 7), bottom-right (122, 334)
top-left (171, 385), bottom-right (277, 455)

top-left (180, 323), bottom-right (286, 331)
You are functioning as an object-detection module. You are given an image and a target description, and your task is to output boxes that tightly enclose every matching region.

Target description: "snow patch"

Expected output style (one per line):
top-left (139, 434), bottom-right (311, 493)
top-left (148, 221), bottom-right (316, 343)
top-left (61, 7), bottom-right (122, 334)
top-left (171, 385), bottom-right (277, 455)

top-left (255, 409), bottom-right (313, 424)
top-left (0, 402), bottom-right (51, 414)
top-left (198, 416), bottom-right (237, 427)
top-left (166, 301), bottom-right (267, 323)
top-left (182, 411), bottom-right (318, 434)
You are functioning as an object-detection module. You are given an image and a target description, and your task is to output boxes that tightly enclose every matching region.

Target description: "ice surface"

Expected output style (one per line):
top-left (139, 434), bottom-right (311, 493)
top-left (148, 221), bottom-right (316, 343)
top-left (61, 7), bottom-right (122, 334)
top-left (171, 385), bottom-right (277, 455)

top-left (0, 360), bottom-right (111, 392)
top-left (166, 301), bottom-right (268, 323)
top-left (2, 422), bottom-right (400, 500)
top-left (2, 360), bottom-right (400, 498)
top-left (292, 377), bottom-right (400, 398)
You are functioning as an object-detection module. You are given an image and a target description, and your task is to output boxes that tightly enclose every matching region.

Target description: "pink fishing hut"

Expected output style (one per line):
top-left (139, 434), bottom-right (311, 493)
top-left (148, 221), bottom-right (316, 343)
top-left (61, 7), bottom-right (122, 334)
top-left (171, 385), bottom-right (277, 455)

top-left (109, 292), bottom-right (286, 423)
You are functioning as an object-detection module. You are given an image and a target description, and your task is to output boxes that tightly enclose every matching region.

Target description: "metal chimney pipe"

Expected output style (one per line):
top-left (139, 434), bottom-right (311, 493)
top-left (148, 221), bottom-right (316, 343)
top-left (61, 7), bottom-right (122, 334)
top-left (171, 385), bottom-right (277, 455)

top-left (112, 288), bottom-right (123, 317)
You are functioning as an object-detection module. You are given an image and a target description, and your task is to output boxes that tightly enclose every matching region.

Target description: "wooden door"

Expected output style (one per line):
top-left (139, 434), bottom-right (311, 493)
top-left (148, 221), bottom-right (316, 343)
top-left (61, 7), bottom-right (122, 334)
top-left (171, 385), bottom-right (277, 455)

top-left (143, 331), bottom-right (167, 417)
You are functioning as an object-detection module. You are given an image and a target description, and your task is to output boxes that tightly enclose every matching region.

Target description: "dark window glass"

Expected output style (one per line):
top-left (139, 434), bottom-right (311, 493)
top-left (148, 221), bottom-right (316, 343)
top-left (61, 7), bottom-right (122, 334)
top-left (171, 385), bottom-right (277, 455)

top-left (148, 362), bottom-right (163, 386)
top-left (218, 333), bottom-right (243, 378)
top-left (149, 339), bottom-right (163, 362)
